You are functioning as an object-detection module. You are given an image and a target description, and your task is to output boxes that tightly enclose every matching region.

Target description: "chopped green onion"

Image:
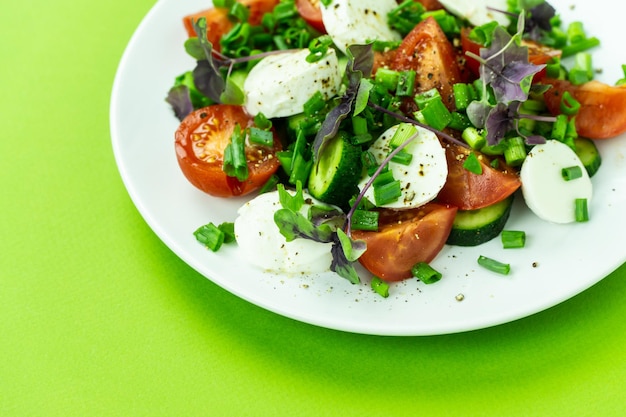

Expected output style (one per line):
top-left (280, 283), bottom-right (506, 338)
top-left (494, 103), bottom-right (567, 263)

top-left (194, 223), bottom-right (225, 252)
top-left (372, 169), bottom-right (395, 187)
top-left (547, 57), bottom-right (565, 79)
top-left (371, 276), bottom-right (390, 298)
top-left (477, 255), bottom-right (510, 275)
top-left (306, 35), bottom-right (333, 63)
top-left (350, 209), bottom-right (379, 231)
top-left (561, 165), bottom-right (583, 181)
top-left (561, 92), bottom-right (580, 117)
top-left (396, 70), bottom-right (416, 97)
top-left (575, 198), bottom-right (589, 222)
top-left (374, 180), bottom-right (402, 206)
top-left (411, 262), bottom-right (442, 284)
top-left (453, 83), bottom-right (471, 111)
top-left (222, 125), bottom-right (249, 181)
top-left (420, 97), bottom-right (452, 130)
top-left (501, 230), bottom-right (526, 249)
top-left (449, 112), bottom-right (472, 131)
top-left (389, 123), bottom-right (417, 149)
top-left (352, 116), bottom-right (369, 136)
top-left (390, 149), bottom-right (413, 166)
top-left (213, 0), bottom-right (235, 9)
top-left (566, 21), bottom-right (586, 44)
top-left (375, 68), bottom-right (400, 91)
top-left (254, 112), bottom-right (272, 130)
top-left (561, 37), bottom-right (600, 58)
top-left (551, 114), bottom-right (568, 141)
top-left (228, 1), bottom-right (250, 22)
top-left (258, 174), bottom-right (280, 194)
top-left (504, 136), bottom-right (527, 167)
top-left (414, 88), bottom-right (441, 109)
top-left (462, 127), bottom-right (486, 150)
top-left (568, 52), bottom-right (594, 85)
top-left (463, 152), bottom-right (483, 175)
top-left (303, 90), bottom-right (326, 116)
top-left (249, 127), bottom-right (274, 146)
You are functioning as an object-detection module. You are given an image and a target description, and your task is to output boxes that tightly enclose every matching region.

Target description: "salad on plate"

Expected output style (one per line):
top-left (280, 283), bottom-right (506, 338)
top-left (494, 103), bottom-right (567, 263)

top-left (164, 0), bottom-right (626, 297)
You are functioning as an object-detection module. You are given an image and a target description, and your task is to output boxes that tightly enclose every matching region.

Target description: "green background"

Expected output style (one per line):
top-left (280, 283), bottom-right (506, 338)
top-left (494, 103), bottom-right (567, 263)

top-left (2, 1), bottom-right (625, 416)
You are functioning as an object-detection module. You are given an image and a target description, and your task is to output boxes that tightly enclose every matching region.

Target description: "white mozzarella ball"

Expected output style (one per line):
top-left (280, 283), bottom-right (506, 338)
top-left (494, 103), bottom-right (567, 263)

top-left (520, 140), bottom-right (593, 223)
top-left (320, 0), bottom-right (401, 54)
top-left (243, 48), bottom-right (342, 119)
top-left (234, 190), bottom-right (334, 274)
top-left (358, 123), bottom-right (448, 209)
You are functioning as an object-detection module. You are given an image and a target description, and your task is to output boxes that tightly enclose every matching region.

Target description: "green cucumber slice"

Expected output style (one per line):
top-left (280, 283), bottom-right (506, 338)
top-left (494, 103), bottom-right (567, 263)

top-left (308, 132), bottom-right (362, 209)
top-left (574, 137), bottom-right (601, 177)
top-left (446, 195), bottom-right (514, 247)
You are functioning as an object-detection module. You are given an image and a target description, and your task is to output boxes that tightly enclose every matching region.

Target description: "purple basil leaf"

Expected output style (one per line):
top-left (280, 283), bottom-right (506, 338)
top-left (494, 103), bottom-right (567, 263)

top-left (165, 85), bottom-right (194, 121)
top-left (193, 60), bottom-right (226, 103)
top-left (312, 44), bottom-right (374, 161)
top-left (466, 99), bottom-right (492, 129)
top-left (490, 60), bottom-right (545, 102)
top-left (524, 134), bottom-right (547, 145)
top-left (330, 235), bottom-right (361, 284)
top-left (191, 18), bottom-right (227, 103)
top-left (525, 2), bottom-right (556, 40)
top-left (485, 101), bottom-right (519, 145)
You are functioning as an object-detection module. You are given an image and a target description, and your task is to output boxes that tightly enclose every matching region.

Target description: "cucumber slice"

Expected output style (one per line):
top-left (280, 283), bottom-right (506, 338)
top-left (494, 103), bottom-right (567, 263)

top-left (574, 137), bottom-right (601, 177)
top-left (308, 132), bottom-right (362, 209)
top-left (446, 196), bottom-right (514, 247)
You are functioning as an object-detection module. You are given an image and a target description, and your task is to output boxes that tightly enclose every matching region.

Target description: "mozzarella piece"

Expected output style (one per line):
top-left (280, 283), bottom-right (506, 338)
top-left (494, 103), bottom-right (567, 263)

top-left (234, 190), bottom-right (333, 274)
top-left (438, 0), bottom-right (510, 27)
top-left (243, 48), bottom-right (342, 119)
top-left (520, 140), bottom-right (592, 224)
top-left (358, 124), bottom-right (448, 209)
top-left (320, 0), bottom-right (401, 54)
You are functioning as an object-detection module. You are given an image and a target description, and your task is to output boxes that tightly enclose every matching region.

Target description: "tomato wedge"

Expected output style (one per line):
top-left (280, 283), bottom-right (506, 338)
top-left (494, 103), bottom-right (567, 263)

top-left (389, 17), bottom-right (464, 111)
top-left (460, 27), bottom-right (561, 82)
top-left (542, 79), bottom-right (626, 139)
top-left (435, 143), bottom-right (521, 211)
top-left (351, 203), bottom-right (457, 281)
top-left (182, 0), bottom-right (280, 51)
top-left (295, 0), bottom-right (326, 33)
top-left (175, 105), bottom-right (282, 197)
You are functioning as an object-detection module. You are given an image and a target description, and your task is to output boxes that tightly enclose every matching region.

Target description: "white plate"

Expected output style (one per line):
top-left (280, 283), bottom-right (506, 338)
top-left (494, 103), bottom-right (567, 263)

top-left (111, 0), bottom-right (626, 336)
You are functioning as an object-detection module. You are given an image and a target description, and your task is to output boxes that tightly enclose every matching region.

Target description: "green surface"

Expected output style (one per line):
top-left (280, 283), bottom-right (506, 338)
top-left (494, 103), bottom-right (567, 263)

top-left (2, 1), bottom-right (626, 416)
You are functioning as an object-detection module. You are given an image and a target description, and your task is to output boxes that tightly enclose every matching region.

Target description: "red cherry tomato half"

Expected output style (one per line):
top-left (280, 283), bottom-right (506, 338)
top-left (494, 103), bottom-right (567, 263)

top-left (175, 105), bottom-right (282, 197)
top-left (543, 79), bottom-right (626, 139)
top-left (295, 0), bottom-right (326, 33)
top-left (436, 144), bottom-right (521, 211)
top-left (351, 203), bottom-right (458, 281)
top-left (389, 17), bottom-right (464, 111)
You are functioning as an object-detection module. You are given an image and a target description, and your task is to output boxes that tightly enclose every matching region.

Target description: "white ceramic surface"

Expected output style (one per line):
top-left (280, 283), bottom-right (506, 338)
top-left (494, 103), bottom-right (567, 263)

top-left (111, 0), bottom-right (626, 335)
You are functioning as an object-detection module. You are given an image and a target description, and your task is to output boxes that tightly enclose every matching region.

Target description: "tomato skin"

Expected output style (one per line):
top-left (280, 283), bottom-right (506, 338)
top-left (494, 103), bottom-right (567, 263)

top-left (543, 79), bottom-right (626, 139)
top-left (460, 28), bottom-right (561, 83)
top-left (182, 0), bottom-right (280, 51)
top-left (351, 203), bottom-right (458, 281)
top-left (295, 0), bottom-right (326, 33)
top-left (175, 105), bottom-right (282, 197)
top-left (389, 17), bottom-right (464, 111)
top-left (436, 144), bottom-right (521, 211)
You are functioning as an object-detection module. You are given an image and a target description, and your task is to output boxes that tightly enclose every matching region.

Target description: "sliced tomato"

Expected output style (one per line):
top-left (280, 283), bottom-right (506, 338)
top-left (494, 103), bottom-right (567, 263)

top-left (417, 0), bottom-right (444, 10)
top-left (182, 0), bottom-right (280, 51)
top-left (436, 143), bottom-right (521, 211)
top-left (295, 0), bottom-right (326, 33)
top-left (460, 28), bottom-right (561, 82)
top-left (542, 79), bottom-right (626, 139)
top-left (175, 105), bottom-right (282, 197)
top-left (389, 16), bottom-right (464, 111)
top-left (351, 203), bottom-right (457, 281)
